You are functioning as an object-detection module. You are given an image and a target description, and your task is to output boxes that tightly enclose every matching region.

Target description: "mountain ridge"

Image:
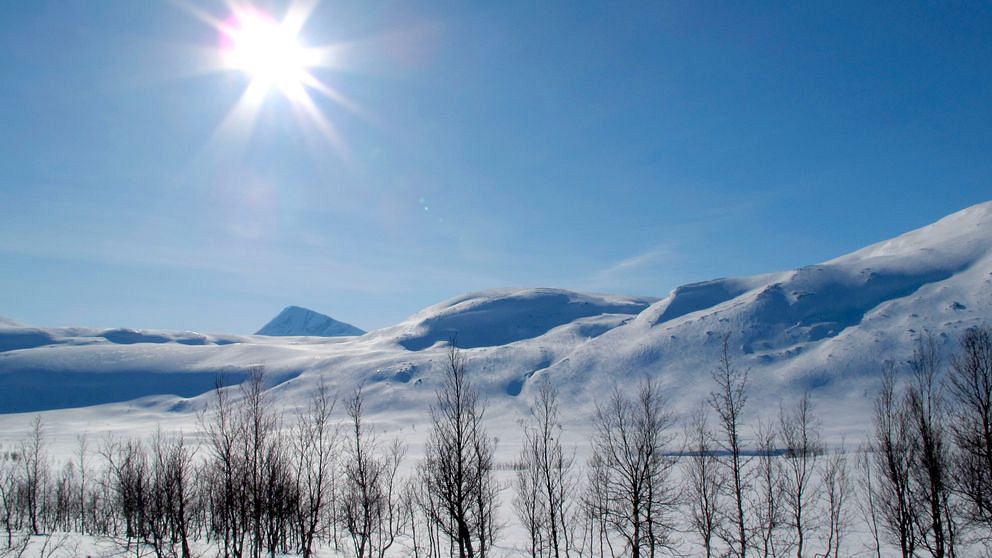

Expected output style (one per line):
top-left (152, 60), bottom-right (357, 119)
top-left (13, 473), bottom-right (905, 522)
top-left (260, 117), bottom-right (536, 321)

top-left (256, 306), bottom-right (365, 337)
top-left (0, 201), bottom-right (990, 435)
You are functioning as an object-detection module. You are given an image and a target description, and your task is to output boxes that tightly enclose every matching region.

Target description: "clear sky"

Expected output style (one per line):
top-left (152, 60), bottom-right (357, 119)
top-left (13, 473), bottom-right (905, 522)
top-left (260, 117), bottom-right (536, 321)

top-left (1, 1), bottom-right (991, 334)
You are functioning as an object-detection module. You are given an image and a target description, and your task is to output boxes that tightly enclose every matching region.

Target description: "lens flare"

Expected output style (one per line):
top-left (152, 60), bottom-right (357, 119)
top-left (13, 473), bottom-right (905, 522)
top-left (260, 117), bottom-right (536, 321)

top-left (175, 0), bottom-right (363, 155)
top-left (220, 9), bottom-right (316, 97)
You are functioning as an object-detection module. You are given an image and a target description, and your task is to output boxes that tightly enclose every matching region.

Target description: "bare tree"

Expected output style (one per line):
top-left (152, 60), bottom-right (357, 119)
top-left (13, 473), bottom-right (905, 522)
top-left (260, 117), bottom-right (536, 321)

top-left (0, 528), bottom-right (28, 558)
top-left (199, 366), bottom-right (296, 558)
top-left (50, 460), bottom-right (75, 533)
top-left (752, 418), bottom-right (783, 558)
top-left (0, 445), bottom-right (18, 548)
top-left (779, 392), bottom-right (821, 558)
top-left (293, 379), bottom-right (338, 558)
top-left (947, 326), bottom-right (992, 535)
top-left (515, 445), bottom-right (544, 557)
top-left (19, 416), bottom-right (47, 536)
top-left (869, 364), bottom-right (917, 558)
top-left (406, 476), bottom-right (446, 558)
top-left (821, 446), bottom-right (850, 558)
top-left (200, 376), bottom-right (248, 558)
top-left (682, 407), bottom-right (724, 558)
top-left (856, 445), bottom-right (883, 558)
top-left (146, 432), bottom-right (171, 556)
top-left (260, 428), bottom-right (297, 557)
top-left (905, 334), bottom-right (957, 557)
top-left (100, 436), bottom-right (150, 551)
top-left (514, 379), bottom-right (577, 558)
top-left (170, 432), bottom-right (198, 558)
top-left (340, 386), bottom-right (407, 558)
top-left (238, 367), bottom-right (279, 558)
top-left (710, 335), bottom-right (750, 558)
top-left (582, 451), bottom-right (617, 558)
top-left (145, 430), bottom-right (197, 558)
top-left (419, 344), bottom-right (500, 558)
top-left (74, 434), bottom-right (89, 535)
top-left (588, 379), bottom-right (677, 558)
top-left (472, 409), bottom-right (500, 558)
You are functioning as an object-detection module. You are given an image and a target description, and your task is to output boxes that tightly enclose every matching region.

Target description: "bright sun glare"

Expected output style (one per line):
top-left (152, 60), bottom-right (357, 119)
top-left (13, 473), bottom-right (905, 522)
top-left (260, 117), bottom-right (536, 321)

top-left (181, 1), bottom-right (357, 151)
top-left (221, 10), bottom-right (314, 97)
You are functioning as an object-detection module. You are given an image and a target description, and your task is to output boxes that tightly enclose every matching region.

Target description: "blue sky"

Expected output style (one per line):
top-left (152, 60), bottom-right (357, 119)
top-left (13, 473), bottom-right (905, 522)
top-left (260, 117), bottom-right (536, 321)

top-left (1, 1), bottom-right (991, 333)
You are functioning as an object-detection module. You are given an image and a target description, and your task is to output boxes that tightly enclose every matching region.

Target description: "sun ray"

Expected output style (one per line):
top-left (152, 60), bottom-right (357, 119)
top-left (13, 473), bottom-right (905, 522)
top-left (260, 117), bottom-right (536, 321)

top-left (282, 0), bottom-right (320, 35)
top-left (174, 1), bottom-right (368, 160)
top-left (206, 78), bottom-right (267, 159)
top-left (300, 73), bottom-right (364, 118)
top-left (288, 82), bottom-right (347, 154)
top-left (171, 0), bottom-right (227, 32)
top-left (301, 43), bottom-right (353, 71)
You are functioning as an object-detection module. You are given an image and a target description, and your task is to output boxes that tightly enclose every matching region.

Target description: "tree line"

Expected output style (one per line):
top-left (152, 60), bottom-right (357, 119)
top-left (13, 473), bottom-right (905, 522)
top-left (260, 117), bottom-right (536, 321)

top-left (2, 327), bottom-right (992, 557)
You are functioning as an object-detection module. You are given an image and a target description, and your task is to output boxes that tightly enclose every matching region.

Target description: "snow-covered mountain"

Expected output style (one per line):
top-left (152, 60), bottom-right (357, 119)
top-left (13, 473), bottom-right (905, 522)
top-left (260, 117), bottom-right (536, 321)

top-left (256, 306), bottom-right (365, 337)
top-left (538, 202), bottom-right (992, 427)
top-left (1, 202), bottom-right (991, 443)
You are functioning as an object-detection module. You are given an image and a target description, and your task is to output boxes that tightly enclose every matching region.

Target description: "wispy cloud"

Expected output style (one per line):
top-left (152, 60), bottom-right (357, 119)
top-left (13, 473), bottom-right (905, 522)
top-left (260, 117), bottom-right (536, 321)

top-left (583, 243), bottom-right (680, 294)
top-left (597, 248), bottom-right (668, 277)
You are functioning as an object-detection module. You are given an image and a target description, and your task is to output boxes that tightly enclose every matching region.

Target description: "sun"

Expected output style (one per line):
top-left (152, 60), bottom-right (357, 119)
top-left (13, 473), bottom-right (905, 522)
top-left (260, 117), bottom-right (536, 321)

top-left (178, 1), bottom-right (360, 152)
top-left (220, 9), bottom-right (316, 98)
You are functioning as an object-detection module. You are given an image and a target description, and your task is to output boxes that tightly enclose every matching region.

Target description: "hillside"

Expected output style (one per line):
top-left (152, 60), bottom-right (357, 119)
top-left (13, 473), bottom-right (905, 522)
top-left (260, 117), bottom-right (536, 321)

top-left (1, 202), bottom-right (990, 442)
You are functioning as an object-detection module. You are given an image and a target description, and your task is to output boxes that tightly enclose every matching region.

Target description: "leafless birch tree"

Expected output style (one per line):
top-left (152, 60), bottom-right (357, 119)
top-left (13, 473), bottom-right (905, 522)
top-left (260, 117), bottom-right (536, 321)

top-left (588, 379), bottom-right (677, 558)
top-left (419, 344), bottom-right (499, 558)
top-left (710, 336), bottom-right (750, 558)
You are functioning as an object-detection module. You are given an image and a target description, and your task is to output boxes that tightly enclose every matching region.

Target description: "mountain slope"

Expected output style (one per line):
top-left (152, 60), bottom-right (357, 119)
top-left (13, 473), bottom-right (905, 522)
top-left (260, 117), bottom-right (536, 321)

top-left (369, 288), bottom-right (656, 350)
top-left (540, 202), bottom-right (992, 419)
top-left (256, 306), bottom-right (365, 337)
top-left (1, 202), bottom-right (991, 442)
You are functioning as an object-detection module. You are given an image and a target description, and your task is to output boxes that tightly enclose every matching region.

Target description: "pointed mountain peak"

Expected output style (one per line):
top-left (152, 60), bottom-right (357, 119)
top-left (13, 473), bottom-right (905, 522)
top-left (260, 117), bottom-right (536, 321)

top-left (256, 306), bottom-right (365, 337)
